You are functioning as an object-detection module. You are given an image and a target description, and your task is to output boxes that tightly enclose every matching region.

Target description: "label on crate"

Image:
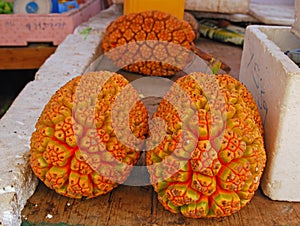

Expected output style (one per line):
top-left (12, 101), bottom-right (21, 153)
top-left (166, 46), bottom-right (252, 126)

top-left (14, 0), bottom-right (53, 14)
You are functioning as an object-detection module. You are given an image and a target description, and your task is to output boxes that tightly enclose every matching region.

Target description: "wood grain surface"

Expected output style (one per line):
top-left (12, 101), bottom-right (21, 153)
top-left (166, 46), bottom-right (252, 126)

top-left (22, 183), bottom-right (300, 226)
top-left (0, 44), bottom-right (56, 70)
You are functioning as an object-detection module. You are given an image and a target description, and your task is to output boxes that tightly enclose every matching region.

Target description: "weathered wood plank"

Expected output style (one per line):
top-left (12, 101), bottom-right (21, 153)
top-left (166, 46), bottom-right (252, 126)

top-left (104, 186), bottom-right (153, 225)
top-left (22, 183), bottom-right (300, 226)
top-left (0, 44), bottom-right (56, 70)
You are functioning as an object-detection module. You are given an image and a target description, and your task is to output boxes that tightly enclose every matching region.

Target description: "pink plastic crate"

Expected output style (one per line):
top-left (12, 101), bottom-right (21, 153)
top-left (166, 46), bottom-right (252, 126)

top-left (0, 0), bottom-right (101, 46)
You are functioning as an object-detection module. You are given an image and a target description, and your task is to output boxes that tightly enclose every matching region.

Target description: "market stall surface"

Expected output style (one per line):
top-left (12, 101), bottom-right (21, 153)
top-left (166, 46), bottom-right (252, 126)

top-left (21, 38), bottom-right (300, 225)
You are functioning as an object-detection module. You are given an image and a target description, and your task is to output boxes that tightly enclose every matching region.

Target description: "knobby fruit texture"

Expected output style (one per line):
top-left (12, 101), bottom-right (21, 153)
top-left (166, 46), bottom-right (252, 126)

top-left (29, 71), bottom-right (266, 219)
top-left (30, 71), bottom-right (148, 198)
top-left (146, 72), bottom-right (266, 218)
top-left (101, 10), bottom-right (196, 76)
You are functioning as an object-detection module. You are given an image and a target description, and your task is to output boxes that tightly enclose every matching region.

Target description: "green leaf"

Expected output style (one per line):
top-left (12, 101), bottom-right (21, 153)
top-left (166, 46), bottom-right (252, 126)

top-left (211, 60), bottom-right (222, 74)
top-left (80, 27), bottom-right (92, 40)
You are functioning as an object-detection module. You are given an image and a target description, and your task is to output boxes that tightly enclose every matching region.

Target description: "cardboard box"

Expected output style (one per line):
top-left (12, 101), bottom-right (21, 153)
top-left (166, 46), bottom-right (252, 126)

top-left (112, 0), bottom-right (250, 14)
top-left (239, 25), bottom-right (300, 201)
top-left (0, 0), bottom-right (101, 46)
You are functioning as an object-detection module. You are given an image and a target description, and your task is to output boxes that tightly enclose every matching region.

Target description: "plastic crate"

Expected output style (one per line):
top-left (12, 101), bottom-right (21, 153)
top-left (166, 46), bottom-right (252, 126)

top-left (0, 0), bottom-right (101, 46)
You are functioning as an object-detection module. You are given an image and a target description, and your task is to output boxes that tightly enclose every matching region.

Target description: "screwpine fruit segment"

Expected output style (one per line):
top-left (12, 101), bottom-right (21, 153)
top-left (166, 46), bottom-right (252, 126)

top-left (30, 71), bottom-right (148, 198)
top-left (146, 72), bottom-right (266, 218)
top-left (101, 10), bottom-right (230, 76)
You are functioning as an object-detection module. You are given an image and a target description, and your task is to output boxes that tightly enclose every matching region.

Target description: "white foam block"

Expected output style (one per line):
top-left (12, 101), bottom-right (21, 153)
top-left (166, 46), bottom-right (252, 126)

top-left (240, 25), bottom-right (300, 201)
top-left (292, 0), bottom-right (300, 38)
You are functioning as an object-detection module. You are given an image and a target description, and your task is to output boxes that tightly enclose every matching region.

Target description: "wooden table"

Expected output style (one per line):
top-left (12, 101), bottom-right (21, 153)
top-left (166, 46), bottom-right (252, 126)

top-left (22, 183), bottom-right (300, 226)
top-left (21, 39), bottom-right (300, 226)
top-left (0, 44), bottom-right (56, 70)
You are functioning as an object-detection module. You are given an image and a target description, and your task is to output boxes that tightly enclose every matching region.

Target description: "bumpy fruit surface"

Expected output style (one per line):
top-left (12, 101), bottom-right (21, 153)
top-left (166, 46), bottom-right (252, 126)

top-left (101, 10), bottom-right (196, 76)
top-left (30, 71), bottom-right (148, 198)
top-left (146, 72), bottom-right (266, 218)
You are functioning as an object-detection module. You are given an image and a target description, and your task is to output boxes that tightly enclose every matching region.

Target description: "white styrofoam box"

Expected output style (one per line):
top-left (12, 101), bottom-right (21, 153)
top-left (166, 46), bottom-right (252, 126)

top-left (184, 0), bottom-right (249, 14)
top-left (251, 0), bottom-right (294, 5)
top-left (112, 0), bottom-right (250, 14)
top-left (292, 0), bottom-right (300, 38)
top-left (111, 0), bottom-right (122, 4)
top-left (239, 25), bottom-right (300, 201)
top-left (249, 2), bottom-right (295, 25)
